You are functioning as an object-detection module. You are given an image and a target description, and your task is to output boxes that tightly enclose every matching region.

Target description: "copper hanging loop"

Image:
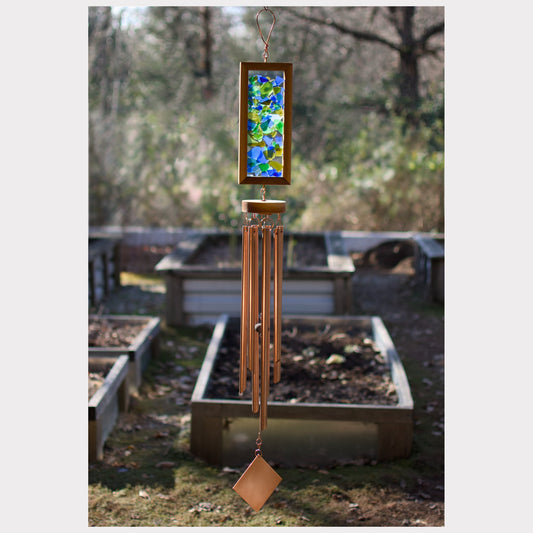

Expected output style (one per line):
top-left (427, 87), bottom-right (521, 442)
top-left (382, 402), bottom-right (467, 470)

top-left (255, 433), bottom-right (263, 456)
top-left (256, 7), bottom-right (276, 62)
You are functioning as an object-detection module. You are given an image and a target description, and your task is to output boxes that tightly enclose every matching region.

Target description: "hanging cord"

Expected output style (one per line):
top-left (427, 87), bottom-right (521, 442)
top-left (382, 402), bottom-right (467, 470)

top-left (256, 7), bottom-right (276, 62)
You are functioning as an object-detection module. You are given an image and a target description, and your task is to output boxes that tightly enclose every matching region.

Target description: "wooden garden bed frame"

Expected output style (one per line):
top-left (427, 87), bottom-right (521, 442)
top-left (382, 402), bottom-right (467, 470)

top-left (155, 231), bottom-right (355, 325)
top-left (414, 235), bottom-right (444, 303)
top-left (89, 236), bottom-right (121, 307)
top-left (191, 314), bottom-right (413, 467)
top-left (89, 355), bottom-right (129, 462)
top-left (88, 315), bottom-right (160, 394)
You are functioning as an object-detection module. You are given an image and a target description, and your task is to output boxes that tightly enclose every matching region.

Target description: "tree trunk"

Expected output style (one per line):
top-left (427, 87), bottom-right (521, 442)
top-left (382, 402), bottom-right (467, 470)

top-left (396, 7), bottom-right (420, 111)
top-left (200, 7), bottom-right (214, 100)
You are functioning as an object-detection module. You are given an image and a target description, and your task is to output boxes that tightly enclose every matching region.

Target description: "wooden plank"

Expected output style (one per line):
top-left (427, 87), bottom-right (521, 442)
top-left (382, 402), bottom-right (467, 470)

top-left (325, 232), bottom-right (356, 272)
top-left (112, 241), bottom-right (121, 287)
top-left (89, 355), bottom-right (129, 420)
top-left (190, 411), bottom-right (223, 465)
top-left (377, 422), bottom-right (413, 460)
top-left (341, 231), bottom-right (417, 253)
top-left (165, 265), bottom-right (349, 277)
top-left (221, 417), bottom-right (379, 467)
top-left (414, 236), bottom-right (444, 259)
top-left (280, 279), bottom-right (335, 293)
top-left (88, 354), bottom-right (130, 461)
top-left (194, 398), bottom-right (412, 424)
top-left (183, 293), bottom-right (334, 316)
top-left (183, 293), bottom-right (333, 311)
top-left (371, 317), bottom-right (413, 409)
top-left (89, 238), bottom-right (117, 261)
top-left (154, 233), bottom-right (206, 271)
top-left (89, 259), bottom-right (96, 306)
top-left (413, 236), bottom-right (444, 302)
top-left (128, 316), bottom-right (161, 353)
top-left (88, 347), bottom-right (133, 359)
top-left (333, 276), bottom-right (352, 314)
top-left (102, 252), bottom-right (110, 296)
top-left (432, 257), bottom-right (445, 302)
top-left (183, 279), bottom-right (334, 293)
top-left (187, 314), bottom-right (233, 325)
top-left (184, 279), bottom-right (242, 293)
top-left (88, 419), bottom-right (102, 462)
top-left (165, 274), bottom-right (184, 325)
top-left (191, 314), bottom-right (229, 402)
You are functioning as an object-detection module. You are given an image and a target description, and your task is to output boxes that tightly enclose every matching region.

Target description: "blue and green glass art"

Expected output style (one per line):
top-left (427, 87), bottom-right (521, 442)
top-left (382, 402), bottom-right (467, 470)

top-left (247, 73), bottom-right (285, 177)
top-left (238, 62), bottom-right (292, 185)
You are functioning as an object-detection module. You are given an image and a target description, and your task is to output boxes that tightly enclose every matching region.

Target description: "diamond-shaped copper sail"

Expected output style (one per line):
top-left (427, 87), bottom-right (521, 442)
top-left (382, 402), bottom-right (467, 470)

top-left (232, 455), bottom-right (282, 511)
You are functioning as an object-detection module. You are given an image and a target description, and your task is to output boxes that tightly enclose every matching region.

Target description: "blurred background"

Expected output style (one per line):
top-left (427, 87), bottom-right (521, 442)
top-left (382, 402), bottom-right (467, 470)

top-left (89, 6), bottom-right (444, 233)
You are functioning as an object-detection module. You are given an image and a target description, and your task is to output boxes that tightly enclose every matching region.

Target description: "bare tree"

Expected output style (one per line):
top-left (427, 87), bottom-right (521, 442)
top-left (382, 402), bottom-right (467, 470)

top-left (287, 6), bottom-right (443, 113)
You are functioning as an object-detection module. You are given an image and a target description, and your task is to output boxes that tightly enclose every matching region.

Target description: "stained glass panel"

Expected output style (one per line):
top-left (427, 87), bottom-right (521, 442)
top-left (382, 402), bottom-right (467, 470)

top-left (247, 72), bottom-right (285, 178)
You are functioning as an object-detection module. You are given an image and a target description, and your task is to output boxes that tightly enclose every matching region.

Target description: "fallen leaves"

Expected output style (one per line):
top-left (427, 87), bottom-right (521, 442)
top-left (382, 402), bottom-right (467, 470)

top-left (155, 461), bottom-right (175, 469)
top-left (325, 354), bottom-right (346, 365)
top-left (188, 501), bottom-right (222, 514)
top-left (88, 317), bottom-right (148, 347)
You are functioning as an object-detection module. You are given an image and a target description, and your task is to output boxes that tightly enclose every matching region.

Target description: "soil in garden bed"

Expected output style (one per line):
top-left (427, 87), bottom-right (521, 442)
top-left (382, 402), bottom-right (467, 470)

top-left (88, 360), bottom-right (115, 400)
top-left (121, 244), bottom-right (175, 273)
top-left (187, 234), bottom-right (328, 269)
top-left (89, 317), bottom-right (149, 348)
top-left (206, 319), bottom-right (398, 405)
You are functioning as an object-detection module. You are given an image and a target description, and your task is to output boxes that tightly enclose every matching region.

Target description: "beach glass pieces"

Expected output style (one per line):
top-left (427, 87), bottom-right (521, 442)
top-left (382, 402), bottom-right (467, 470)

top-left (247, 73), bottom-right (285, 178)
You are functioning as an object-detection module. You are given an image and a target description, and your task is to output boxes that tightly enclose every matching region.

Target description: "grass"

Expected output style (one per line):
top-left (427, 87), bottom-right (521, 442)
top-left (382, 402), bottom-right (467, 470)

top-left (120, 271), bottom-right (163, 286)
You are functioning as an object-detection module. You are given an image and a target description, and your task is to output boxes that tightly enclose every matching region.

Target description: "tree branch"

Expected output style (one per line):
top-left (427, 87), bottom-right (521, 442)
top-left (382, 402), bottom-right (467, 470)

top-left (417, 21), bottom-right (444, 46)
top-left (286, 7), bottom-right (401, 51)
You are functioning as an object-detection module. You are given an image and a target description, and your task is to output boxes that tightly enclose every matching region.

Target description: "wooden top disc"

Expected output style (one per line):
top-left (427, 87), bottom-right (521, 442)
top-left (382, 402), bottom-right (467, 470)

top-left (242, 199), bottom-right (286, 214)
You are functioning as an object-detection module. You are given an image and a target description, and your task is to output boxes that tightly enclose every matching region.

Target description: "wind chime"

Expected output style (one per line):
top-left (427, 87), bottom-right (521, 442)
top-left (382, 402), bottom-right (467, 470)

top-left (232, 7), bottom-right (293, 512)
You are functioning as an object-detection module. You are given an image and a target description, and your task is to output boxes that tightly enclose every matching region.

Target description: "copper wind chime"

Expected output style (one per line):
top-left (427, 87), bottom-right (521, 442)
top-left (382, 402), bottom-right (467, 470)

top-left (232, 7), bottom-right (293, 511)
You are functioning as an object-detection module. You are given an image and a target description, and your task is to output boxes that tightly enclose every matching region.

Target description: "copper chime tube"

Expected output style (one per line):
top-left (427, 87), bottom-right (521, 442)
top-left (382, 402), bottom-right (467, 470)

top-left (260, 226), bottom-right (271, 431)
top-left (239, 225), bottom-right (250, 394)
top-left (273, 225), bottom-right (283, 384)
top-left (250, 225), bottom-right (260, 414)
top-left (240, 199), bottom-right (286, 431)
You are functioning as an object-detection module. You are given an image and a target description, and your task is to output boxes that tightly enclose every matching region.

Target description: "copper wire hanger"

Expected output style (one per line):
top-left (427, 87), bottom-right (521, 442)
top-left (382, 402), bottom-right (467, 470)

top-left (256, 7), bottom-right (276, 62)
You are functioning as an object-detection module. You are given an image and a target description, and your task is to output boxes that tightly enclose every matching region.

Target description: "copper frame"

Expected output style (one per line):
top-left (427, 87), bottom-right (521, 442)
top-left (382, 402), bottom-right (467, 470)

top-left (238, 62), bottom-right (293, 186)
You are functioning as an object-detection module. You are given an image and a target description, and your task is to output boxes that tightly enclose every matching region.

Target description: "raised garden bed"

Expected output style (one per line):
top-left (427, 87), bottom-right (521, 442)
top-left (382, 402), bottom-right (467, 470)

top-left (155, 231), bottom-right (355, 325)
top-left (89, 236), bottom-right (121, 307)
top-left (191, 314), bottom-right (413, 467)
top-left (88, 315), bottom-right (160, 394)
top-left (89, 355), bottom-right (129, 462)
top-left (414, 234), bottom-right (444, 303)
